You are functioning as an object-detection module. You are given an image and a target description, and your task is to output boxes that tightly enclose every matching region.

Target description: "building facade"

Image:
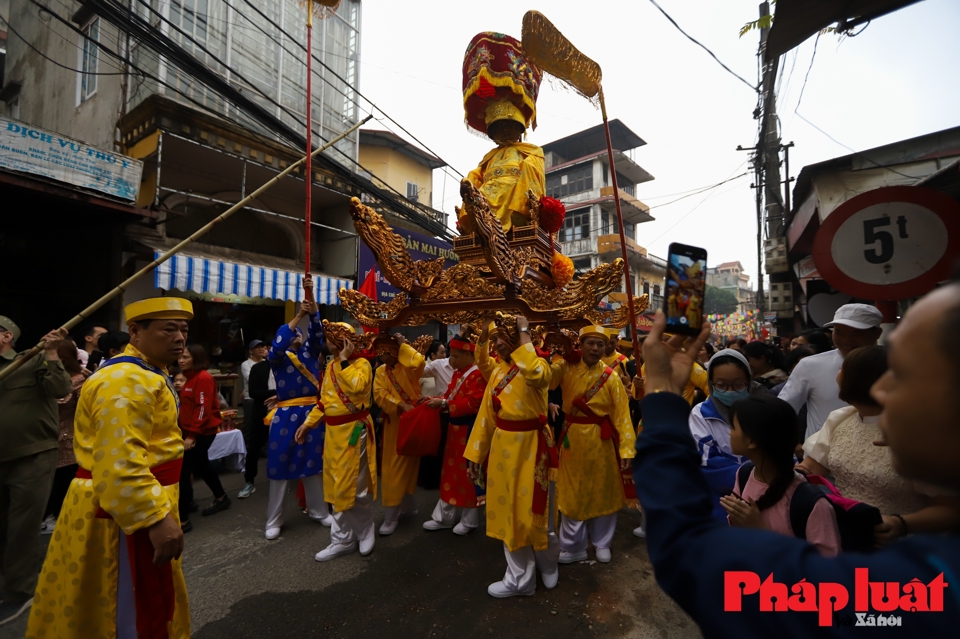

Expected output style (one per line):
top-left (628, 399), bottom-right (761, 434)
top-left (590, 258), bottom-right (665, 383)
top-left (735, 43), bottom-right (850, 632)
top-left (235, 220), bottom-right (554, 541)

top-left (542, 120), bottom-right (665, 309)
top-left (707, 261), bottom-right (755, 314)
top-left (1, 0), bottom-right (452, 372)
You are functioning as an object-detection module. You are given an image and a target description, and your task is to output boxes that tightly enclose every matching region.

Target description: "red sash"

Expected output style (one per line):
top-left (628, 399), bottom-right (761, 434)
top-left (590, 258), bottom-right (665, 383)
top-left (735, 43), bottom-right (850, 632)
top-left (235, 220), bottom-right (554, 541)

top-left (490, 364), bottom-right (520, 413)
top-left (385, 365), bottom-right (413, 404)
top-left (327, 362), bottom-right (362, 413)
top-left (558, 368), bottom-right (638, 508)
top-left (494, 415), bottom-right (557, 528)
top-left (325, 409), bottom-right (371, 426)
top-left (76, 457), bottom-right (182, 639)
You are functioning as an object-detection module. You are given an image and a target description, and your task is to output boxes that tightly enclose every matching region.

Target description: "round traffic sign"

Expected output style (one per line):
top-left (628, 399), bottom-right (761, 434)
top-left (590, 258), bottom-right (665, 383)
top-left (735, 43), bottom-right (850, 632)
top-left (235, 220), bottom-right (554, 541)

top-left (812, 186), bottom-right (960, 300)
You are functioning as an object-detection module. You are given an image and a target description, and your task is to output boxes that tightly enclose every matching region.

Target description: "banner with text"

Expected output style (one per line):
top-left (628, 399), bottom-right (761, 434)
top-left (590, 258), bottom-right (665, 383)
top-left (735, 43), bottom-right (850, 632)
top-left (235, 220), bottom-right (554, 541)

top-left (0, 117), bottom-right (143, 201)
top-left (358, 225), bottom-right (458, 304)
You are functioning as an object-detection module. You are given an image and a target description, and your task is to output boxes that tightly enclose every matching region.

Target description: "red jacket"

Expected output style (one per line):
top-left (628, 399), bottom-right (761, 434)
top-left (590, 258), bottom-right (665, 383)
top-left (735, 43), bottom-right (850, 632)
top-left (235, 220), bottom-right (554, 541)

top-left (179, 369), bottom-right (222, 438)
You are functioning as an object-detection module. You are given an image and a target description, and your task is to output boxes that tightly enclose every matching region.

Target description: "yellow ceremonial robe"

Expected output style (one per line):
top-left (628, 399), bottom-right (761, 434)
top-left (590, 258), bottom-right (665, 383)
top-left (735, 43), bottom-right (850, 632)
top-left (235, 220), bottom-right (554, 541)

top-left (27, 344), bottom-right (190, 639)
top-left (465, 142), bottom-right (545, 232)
top-left (550, 358), bottom-right (636, 521)
top-left (465, 343), bottom-right (551, 552)
top-left (373, 343), bottom-right (424, 507)
top-left (475, 338), bottom-right (498, 382)
top-left (316, 357), bottom-right (377, 512)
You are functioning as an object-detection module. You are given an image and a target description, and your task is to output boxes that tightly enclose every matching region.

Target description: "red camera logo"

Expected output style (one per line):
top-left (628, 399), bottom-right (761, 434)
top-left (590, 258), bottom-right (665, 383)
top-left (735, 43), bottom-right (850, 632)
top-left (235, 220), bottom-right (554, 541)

top-left (723, 568), bottom-right (948, 627)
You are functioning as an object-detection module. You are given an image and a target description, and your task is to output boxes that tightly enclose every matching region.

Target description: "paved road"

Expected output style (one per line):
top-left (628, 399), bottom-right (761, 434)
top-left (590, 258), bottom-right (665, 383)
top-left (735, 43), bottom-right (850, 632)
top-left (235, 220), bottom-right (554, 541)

top-left (2, 461), bottom-right (700, 639)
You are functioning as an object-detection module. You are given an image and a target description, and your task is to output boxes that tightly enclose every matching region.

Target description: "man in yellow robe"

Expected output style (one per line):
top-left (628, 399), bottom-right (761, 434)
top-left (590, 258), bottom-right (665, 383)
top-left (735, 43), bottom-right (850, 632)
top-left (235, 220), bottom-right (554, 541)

top-left (27, 298), bottom-right (194, 639)
top-left (465, 315), bottom-right (560, 598)
top-left (549, 326), bottom-right (636, 565)
top-left (372, 334), bottom-right (424, 535)
top-left (296, 322), bottom-right (377, 562)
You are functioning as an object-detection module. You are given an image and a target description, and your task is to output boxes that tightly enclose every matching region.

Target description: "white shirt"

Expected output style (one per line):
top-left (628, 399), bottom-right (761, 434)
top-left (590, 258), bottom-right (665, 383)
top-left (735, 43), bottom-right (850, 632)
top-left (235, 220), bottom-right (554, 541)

top-left (240, 358), bottom-right (259, 400)
top-left (422, 358), bottom-right (454, 394)
top-left (778, 349), bottom-right (847, 439)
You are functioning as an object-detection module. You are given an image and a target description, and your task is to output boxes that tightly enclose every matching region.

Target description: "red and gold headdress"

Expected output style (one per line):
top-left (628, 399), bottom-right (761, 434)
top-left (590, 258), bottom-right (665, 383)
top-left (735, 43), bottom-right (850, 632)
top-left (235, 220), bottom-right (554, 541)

top-left (462, 32), bottom-right (542, 135)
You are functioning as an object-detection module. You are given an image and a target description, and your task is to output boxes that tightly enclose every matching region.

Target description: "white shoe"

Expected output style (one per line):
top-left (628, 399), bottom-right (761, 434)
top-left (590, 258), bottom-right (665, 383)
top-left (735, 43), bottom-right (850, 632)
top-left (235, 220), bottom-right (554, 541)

top-left (541, 570), bottom-right (559, 590)
top-left (487, 581), bottom-right (534, 598)
top-left (359, 524), bottom-right (376, 556)
top-left (311, 514), bottom-right (334, 527)
top-left (558, 550), bottom-right (588, 564)
top-left (633, 526), bottom-right (646, 539)
top-left (265, 527), bottom-right (281, 541)
top-left (452, 523), bottom-right (474, 536)
top-left (595, 547), bottom-right (612, 563)
top-left (379, 519), bottom-right (399, 536)
top-left (40, 515), bottom-right (57, 535)
top-left (315, 542), bottom-right (358, 562)
top-left (238, 483), bottom-right (256, 499)
top-left (423, 519), bottom-right (454, 531)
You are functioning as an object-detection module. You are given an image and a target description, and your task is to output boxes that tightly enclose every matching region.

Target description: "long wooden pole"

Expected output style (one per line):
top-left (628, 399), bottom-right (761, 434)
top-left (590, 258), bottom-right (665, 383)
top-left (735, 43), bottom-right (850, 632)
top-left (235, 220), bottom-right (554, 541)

top-left (303, 0), bottom-right (315, 301)
top-left (0, 116), bottom-right (370, 382)
top-left (599, 88), bottom-right (641, 358)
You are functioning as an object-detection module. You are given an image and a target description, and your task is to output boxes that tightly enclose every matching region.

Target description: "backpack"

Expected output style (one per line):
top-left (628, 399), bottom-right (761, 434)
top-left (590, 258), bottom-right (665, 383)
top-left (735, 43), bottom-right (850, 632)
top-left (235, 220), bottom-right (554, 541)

top-left (736, 462), bottom-right (882, 552)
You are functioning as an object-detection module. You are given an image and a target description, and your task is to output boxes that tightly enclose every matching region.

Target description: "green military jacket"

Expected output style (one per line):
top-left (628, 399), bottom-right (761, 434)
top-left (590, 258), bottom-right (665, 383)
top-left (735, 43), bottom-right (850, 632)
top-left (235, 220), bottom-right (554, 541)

top-left (0, 349), bottom-right (73, 462)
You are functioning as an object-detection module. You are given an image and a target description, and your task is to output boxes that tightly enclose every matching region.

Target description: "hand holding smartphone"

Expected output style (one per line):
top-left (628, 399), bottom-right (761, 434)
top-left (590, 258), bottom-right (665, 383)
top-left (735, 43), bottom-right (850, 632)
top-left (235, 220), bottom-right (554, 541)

top-left (663, 243), bottom-right (707, 336)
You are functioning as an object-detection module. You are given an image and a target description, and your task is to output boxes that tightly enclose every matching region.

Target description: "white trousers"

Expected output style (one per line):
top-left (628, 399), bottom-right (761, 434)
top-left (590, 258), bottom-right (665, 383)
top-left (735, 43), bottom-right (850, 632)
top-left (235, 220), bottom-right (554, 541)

top-left (559, 513), bottom-right (617, 553)
top-left (500, 532), bottom-right (560, 595)
top-left (265, 473), bottom-right (329, 530)
top-left (382, 492), bottom-right (418, 525)
top-left (430, 499), bottom-right (479, 528)
top-left (330, 428), bottom-right (375, 547)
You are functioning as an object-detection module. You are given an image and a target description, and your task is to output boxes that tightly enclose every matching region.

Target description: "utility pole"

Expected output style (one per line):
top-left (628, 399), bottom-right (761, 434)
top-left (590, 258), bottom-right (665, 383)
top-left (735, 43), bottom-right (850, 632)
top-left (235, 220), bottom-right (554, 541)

top-left (754, 0), bottom-right (786, 321)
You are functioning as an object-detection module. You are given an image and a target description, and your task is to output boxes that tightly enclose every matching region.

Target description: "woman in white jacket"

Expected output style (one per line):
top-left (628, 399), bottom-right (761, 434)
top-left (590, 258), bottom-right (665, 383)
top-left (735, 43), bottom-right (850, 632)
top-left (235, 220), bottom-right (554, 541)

top-left (688, 348), bottom-right (769, 519)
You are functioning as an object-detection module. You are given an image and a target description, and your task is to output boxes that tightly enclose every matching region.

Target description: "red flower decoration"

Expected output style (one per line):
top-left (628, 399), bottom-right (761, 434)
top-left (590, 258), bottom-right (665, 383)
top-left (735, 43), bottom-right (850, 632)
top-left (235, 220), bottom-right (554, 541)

top-left (539, 196), bottom-right (566, 234)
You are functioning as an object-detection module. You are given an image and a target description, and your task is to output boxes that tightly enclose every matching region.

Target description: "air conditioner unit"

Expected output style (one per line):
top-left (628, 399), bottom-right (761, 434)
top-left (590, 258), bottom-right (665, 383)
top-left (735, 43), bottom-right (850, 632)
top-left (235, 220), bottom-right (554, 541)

top-left (764, 237), bottom-right (789, 273)
top-left (768, 282), bottom-right (793, 311)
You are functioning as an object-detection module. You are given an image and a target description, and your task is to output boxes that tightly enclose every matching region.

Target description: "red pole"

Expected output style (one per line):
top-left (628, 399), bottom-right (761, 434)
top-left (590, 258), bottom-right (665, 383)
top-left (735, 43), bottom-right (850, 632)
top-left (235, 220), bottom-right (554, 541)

top-left (599, 88), bottom-right (641, 357)
top-left (303, 1), bottom-right (314, 302)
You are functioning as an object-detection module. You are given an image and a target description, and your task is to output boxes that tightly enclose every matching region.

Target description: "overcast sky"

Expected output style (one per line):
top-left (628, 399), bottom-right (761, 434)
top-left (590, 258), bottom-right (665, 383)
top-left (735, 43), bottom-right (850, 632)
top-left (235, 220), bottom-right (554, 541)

top-left (356, 0), bottom-right (960, 286)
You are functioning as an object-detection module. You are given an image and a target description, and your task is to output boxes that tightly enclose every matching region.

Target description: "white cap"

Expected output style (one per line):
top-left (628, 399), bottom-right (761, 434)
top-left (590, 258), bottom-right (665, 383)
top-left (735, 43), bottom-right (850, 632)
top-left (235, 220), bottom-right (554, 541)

top-left (823, 303), bottom-right (883, 330)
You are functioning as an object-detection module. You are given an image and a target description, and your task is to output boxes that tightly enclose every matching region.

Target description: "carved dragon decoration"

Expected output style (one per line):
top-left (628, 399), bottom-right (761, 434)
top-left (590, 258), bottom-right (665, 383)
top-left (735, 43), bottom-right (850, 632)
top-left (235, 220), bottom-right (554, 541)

top-left (584, 294), bottom-right (650, 328)
top-left (521, 258), bottom-right (625, 319)
top-left (420, 263), bottom-right (504, 302)
top-left (338, 289), bottom-right (408, 327)
top-left (349, 197), bottom-right (444, 292)
top-left (455, 181), bottom-right (518, 285)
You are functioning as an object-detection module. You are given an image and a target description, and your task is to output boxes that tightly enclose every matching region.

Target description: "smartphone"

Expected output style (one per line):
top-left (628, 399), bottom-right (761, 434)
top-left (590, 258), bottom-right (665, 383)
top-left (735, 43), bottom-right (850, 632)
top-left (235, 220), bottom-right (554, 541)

top-left (663, 243), bottom-right (707, 336)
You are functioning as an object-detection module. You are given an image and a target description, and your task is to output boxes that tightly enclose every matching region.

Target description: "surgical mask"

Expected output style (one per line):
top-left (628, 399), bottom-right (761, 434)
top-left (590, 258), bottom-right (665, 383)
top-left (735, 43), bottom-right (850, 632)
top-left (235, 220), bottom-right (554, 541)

top-left (713, 388), bottom-right (750, 407)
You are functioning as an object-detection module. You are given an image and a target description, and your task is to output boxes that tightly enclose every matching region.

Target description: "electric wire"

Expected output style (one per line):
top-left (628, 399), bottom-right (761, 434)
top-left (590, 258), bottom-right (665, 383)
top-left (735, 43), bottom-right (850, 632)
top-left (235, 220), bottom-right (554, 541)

top-left (26, 0), bottom-right (453, 238)
top-left (0, 14), bottom-right (128, 75)
top-left (646, 0), bottom-right (758, 94)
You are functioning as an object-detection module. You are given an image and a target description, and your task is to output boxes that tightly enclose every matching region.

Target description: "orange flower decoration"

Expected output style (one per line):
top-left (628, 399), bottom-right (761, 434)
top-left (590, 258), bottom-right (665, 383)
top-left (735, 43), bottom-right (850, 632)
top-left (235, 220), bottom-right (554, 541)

top-left (551, 252), bottom-right (574, 288)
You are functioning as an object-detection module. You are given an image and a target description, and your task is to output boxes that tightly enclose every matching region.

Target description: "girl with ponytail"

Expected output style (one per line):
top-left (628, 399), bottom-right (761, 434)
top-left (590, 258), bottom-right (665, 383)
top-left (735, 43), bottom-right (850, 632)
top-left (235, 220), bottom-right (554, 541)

top-left (742, 341), bottom-right (788, 389)
top-left (719, 395), bottom-right (841, 556)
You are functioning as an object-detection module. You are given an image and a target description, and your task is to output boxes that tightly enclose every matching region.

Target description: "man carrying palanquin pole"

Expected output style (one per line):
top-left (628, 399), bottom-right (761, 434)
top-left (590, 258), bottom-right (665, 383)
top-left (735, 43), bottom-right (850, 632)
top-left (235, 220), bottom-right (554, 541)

top-left (372, 334), bottom-right (424, 536)
top-left (27, 298), bottom-right (194, 639)
top-left (296, 322), bottom-right (377, 562)
top-left (465, 314), bottom-right (560, 598)
top-left (422, 333), bottom-right (487, 535)
top-left (549, 325), bottom-right (636, 566)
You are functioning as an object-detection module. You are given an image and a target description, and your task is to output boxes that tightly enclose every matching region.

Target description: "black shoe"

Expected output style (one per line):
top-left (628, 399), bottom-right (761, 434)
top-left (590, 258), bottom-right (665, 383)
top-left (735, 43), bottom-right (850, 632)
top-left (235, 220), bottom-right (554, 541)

top-left (0, 597), bottom-right (32, 627)
top-left (202, 495), bottom-right (231, 516)
top-left (181, 520), bottom-right (193, 534)
top-left (189, 501), bottom-right (199, 514)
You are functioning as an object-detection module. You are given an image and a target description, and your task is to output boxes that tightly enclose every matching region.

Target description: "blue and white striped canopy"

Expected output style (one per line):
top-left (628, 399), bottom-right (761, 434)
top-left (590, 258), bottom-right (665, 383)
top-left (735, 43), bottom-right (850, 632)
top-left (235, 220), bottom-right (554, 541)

top-left (153, 251), bottom-right (353, 305)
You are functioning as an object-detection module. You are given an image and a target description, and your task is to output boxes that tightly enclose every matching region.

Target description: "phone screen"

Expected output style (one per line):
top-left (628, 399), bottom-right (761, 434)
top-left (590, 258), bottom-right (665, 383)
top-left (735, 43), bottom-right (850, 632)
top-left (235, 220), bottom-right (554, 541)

top-left (664, 243), bottom-right (707, 335)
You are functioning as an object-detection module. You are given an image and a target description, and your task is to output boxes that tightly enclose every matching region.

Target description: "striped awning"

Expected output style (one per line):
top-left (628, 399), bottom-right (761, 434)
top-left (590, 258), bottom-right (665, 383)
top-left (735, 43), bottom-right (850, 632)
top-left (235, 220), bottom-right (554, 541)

top-left (153, 251), bottom-right (353, 305)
